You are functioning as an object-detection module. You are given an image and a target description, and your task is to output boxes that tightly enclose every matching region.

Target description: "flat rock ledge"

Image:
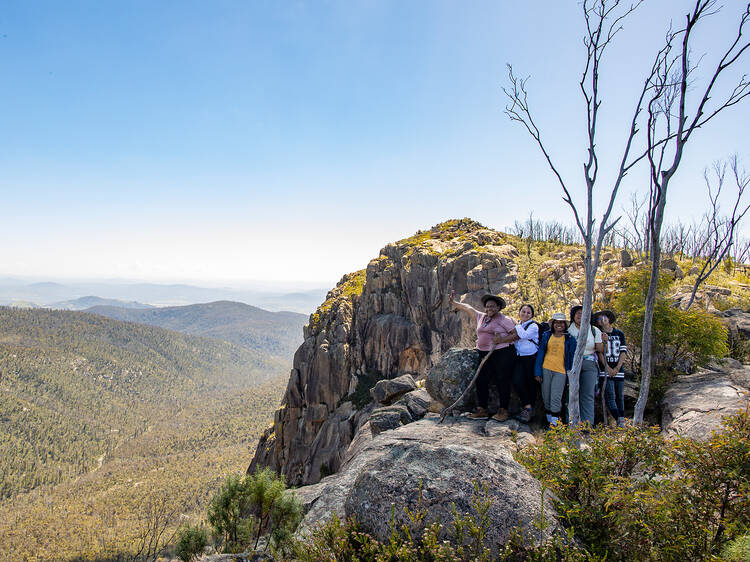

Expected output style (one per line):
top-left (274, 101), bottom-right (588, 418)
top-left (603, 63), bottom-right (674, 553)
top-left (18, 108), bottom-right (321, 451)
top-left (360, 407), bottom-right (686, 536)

top-left (661, 363), bottom-right (750, 440)
top-left (292, 414), bottom-right (561, 555)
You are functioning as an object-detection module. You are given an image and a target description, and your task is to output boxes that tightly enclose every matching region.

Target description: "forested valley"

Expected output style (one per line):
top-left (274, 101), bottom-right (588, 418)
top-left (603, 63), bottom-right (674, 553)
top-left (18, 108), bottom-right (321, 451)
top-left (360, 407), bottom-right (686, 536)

top-left (0, 306), bottom-right (291, 559)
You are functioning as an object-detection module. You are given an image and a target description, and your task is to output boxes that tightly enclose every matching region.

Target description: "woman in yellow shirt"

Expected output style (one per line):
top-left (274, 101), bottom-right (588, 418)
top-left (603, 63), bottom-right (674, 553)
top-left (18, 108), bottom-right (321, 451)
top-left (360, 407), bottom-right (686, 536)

top-left (534, 313), bottom-right (576, 427)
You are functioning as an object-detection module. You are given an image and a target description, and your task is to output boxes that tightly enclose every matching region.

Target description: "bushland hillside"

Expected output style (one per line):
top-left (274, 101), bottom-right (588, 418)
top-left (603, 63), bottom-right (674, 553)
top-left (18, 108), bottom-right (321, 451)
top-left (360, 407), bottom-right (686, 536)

top-left (0, 307), bottom-right (290, 559)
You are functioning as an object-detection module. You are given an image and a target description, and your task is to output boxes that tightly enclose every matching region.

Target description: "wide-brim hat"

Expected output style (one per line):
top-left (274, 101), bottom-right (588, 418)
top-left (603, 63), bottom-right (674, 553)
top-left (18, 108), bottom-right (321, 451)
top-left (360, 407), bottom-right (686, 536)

top-left (595, 309), bottom-right (617, 324)
top-left (481, 294), bottom-right (506, 310)
top-left (549, 312), bottom-right (569, 326)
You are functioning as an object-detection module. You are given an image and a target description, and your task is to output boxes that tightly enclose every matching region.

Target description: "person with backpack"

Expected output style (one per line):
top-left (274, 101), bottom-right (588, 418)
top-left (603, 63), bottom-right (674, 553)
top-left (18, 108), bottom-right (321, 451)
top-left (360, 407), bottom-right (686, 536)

top-left (449, 290), bottom-right (516, 421)
top-left (568, 305), bottom-right (604, 428)
top-left (534, 312), bottom-right (576, 428)
top-left (594, 310), bottom-right (628, 427)
top-left (504, 304), bottom-right (540, 423)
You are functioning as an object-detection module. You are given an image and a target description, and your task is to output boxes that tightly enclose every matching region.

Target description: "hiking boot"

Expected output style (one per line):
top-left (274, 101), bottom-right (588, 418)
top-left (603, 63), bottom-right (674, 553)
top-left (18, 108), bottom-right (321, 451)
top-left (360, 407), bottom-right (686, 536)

top-left (516, 406), bottom-right (533, 424)
top-left (491, 408), bottom-right (509, 422)
top-left (617, 417), bottom-right (626, 428)
top-left (467, 407), bottom-right (490, 419)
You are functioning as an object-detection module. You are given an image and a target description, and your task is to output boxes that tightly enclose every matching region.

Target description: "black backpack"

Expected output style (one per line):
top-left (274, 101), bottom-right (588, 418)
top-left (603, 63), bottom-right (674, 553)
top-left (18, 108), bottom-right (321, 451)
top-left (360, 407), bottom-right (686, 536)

top-left (522, 320), bottom-right (546, 348)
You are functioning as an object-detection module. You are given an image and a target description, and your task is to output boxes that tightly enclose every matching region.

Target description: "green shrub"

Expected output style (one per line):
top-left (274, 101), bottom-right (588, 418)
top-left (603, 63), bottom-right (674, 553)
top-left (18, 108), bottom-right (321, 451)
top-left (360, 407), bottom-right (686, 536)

top-left (516, 408), bottom-right (750, 560)
top-left (207, 473), bottom-right (251, 551)
top-left (174, 524), bottom-right (208, 562)
top-left (516, 422), bottom-right (668, 559)
top-left (613, 269), bottom-right (728, 405)
top-left (723, 534), bottom-right (750, 561)
top-left (340, 372), bottom-right (380, 410)
top-left (615, 270), bottom-right (728, 369)
top-left (207, 468), bottom-right (302, 554)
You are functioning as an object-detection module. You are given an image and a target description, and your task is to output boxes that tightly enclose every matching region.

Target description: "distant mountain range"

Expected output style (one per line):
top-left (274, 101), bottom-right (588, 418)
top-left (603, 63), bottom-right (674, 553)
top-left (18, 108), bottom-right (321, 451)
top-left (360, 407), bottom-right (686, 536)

top-left (48, 295), bottom-right (154, 311)
top-left (0, 278), bottom-right (328, 314)
top-left (87, 300), bottom-right (306, 361)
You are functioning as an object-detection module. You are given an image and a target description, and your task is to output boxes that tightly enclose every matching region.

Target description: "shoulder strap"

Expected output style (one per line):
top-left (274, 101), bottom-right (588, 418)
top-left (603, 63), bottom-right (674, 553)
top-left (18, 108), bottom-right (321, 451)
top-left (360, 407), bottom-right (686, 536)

top-left (523, 320), bottom-right (540, 347)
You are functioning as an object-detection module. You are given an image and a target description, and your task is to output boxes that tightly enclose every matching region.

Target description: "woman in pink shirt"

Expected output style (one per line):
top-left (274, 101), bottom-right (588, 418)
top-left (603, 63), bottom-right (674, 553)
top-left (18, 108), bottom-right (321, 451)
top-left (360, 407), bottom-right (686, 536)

top-left (449, 291), bottom-right (516, 420)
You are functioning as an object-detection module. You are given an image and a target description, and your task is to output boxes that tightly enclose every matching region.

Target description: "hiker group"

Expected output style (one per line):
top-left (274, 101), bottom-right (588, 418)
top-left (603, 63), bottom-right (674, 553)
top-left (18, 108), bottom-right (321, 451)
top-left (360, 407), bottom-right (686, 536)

top-left (448, 291), bottom-right (627, 428)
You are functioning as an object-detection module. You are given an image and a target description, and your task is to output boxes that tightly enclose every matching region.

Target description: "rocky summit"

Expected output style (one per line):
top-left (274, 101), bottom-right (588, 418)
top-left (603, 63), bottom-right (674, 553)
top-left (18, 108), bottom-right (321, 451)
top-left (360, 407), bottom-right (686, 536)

top-left (246, 218), bottom-right (750, 553)
top-left (249, 219), bottom-right (521, 486)
top-left (248, 219), bottom-right (750, 487)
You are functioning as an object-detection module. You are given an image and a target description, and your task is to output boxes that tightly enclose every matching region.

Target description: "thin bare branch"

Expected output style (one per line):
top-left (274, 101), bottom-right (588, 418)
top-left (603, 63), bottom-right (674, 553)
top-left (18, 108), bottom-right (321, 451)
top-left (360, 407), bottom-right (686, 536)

top-left (504, 65), bottom-right (587, 236)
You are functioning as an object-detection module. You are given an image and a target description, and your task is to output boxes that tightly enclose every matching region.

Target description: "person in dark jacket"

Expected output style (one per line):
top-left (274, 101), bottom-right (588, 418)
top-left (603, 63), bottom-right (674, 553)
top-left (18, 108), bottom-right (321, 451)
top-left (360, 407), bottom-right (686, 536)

top-left (534, 312), bottom-right (577, 427)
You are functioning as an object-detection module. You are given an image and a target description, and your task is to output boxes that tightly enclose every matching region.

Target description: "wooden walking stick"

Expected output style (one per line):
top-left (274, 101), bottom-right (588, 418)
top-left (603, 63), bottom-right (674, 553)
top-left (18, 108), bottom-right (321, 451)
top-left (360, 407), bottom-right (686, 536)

top-left (439, 346), bottom-right (495, 423)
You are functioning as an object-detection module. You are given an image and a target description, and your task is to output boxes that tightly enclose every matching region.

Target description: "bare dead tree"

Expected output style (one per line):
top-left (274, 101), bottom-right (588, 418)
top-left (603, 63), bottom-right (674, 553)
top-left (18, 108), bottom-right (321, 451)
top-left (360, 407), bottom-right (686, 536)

top-left (128, 494), bottom-right (181, 561)
top-left (684, 156), bottom-right (750, 308)
top-left (731, 236), bottom-right (750, 268)
top-left (510, 213), bottom-right (585, 247)
top-left (619, 192), bottom-right (651, 259)
top-left (660, 220), bottom-right (694, 258)
top-left (634, 0), bottom-right (750, 424)
top-left (505, 0), bottom-right (655, 425)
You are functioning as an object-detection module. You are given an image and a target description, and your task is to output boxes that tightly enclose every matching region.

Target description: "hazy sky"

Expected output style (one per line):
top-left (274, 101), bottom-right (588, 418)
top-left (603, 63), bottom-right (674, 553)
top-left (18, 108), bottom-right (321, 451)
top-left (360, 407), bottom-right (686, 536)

top-left (2, 1), bottom-right (749, 286)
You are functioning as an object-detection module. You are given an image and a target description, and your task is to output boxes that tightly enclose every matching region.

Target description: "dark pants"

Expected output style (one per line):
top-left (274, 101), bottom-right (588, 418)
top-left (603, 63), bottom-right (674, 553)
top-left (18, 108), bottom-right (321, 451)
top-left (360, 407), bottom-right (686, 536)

top-left (476, 347), bottom-right (515, 410)
top-left (513, 353), bottom-right (537, 406)
top-left (604, 377), bottom-right (625, 419)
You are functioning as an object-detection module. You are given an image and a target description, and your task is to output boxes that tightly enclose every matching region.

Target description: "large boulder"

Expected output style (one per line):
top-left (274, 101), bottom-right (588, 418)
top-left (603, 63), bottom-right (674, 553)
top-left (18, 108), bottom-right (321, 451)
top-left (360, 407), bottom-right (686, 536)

top-left (369, 404), bottom-right (413, 436)
top-left (425, 347), bottom-right (479, 407)
top-left (722, 308), bottom-right (750, 339)
top-left (620, 249), bottom-right (633, 268)
top-left (370, 374), bottom-right (418, 404)
top-left (396, 388), bottom-right (433, 419)
top-left (661, 364), bottom-right (750, 440)
top-left (293, 415), bottom-right (562, 555)
top-left (370, 388), bottom-right (442, 436)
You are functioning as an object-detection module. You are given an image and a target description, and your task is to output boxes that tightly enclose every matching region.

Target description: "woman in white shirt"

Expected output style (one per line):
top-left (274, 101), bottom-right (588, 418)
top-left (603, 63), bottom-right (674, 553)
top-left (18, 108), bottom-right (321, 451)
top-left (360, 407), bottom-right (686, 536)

top-left (511, 304), bottom-right (540, 423)
top-left (568, 305), bottom-right (604, 427)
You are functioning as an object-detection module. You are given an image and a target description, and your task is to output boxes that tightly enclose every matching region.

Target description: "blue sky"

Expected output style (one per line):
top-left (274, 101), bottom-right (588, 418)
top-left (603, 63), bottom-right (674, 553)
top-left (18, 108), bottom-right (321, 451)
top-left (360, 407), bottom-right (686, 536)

top-left (2, 1), bottom-right (748, 286)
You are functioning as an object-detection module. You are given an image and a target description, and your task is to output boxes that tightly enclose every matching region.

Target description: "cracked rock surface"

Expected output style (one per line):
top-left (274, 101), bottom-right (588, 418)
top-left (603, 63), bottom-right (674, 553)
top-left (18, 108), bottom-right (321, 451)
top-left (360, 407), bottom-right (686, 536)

top-left (292, 414), bottom-right (560, 555)
top-left (661, 363), bottom-right (749, 440)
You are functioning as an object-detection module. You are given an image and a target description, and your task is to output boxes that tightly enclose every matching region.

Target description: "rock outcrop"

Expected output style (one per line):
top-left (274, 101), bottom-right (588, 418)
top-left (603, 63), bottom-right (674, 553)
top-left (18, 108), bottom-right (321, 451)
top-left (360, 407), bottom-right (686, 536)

top-left (293, 415), bottom-right (560, 555)
top-left (249, 219), bottom-right (520, 486)
top-left (722, 308), bottom-right (750, 339)
top-left (424, 347), bottom-right (480, 408)
top-left (370, 374), bottom-right (417, 404)
top-left (661, 362), bottom-right (750, 440)
top-left (369, 404), bottom-right (413, 435)
top-left (249, 218), bottom-right (750, 489)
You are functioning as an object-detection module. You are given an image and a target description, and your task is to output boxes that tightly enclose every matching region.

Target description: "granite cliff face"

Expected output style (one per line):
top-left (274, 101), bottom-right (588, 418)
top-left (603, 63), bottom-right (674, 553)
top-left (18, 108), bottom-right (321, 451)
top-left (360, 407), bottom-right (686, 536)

top-left (249, 219), bottom-right (521, 486)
